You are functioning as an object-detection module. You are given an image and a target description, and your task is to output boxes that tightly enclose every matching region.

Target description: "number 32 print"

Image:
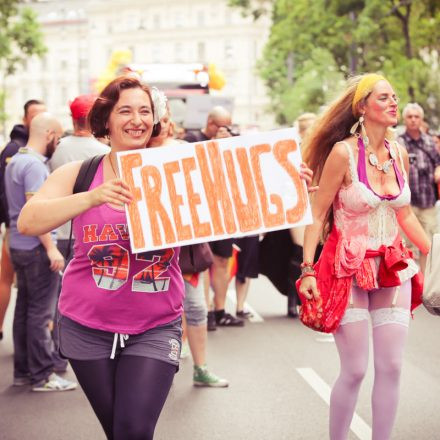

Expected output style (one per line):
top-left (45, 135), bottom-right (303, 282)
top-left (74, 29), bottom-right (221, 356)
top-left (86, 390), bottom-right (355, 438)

top-left (87, 244), bottom-right (175, 293)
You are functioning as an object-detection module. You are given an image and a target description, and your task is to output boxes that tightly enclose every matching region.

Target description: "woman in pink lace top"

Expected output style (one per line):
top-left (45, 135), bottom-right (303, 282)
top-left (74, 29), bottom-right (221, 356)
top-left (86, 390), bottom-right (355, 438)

top-left (299, 74), bottom-right (430, 440)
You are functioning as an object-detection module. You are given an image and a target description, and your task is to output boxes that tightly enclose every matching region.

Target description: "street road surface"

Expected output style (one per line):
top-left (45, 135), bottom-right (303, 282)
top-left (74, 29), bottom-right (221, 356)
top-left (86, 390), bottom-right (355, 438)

top-left (1, 276), bottom-right (439, 440)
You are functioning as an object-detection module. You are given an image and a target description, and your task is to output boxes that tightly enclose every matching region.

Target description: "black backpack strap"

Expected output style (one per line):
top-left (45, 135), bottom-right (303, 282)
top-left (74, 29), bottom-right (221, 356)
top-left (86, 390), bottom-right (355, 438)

top-left (73, 154), bottom-right (106, 194)
top-left (64, 154), bottom-right (106, 261)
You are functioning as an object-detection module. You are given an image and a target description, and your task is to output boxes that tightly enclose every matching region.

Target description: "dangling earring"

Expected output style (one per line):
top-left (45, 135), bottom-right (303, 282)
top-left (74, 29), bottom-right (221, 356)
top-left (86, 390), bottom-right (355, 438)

top-left (359, 115), bottom-right (370, 147)
top-left (350, 114), bottom-right (369, 147)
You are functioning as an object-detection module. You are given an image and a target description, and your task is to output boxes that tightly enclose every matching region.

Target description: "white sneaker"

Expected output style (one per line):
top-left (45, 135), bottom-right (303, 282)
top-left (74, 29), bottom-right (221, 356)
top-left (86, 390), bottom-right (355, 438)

top-left (32, 373), bottom-right (77, 392)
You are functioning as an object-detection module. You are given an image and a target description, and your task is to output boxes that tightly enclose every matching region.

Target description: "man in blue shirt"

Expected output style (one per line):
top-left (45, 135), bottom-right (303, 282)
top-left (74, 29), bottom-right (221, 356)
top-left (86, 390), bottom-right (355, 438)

top-left (5, 112), bottom-right (77, 392)
top-left (0, 99), bottom-right (46, 342)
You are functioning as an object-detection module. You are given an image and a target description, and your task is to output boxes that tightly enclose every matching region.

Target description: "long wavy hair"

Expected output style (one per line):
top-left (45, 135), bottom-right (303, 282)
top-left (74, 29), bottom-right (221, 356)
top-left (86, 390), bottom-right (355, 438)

top-left (302, 75), bottom-right (366, 238)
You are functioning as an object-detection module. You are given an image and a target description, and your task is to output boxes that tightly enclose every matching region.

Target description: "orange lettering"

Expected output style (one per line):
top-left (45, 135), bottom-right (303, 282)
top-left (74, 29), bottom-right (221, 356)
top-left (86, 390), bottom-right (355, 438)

top-left (115, 224), bottom-right (130, 240)
top-left (195, 142), bottom-right (236, 235)
top-left (182, 157), bottom-right (212, 238)
top-left (120, 153), bottom-right (145, 249)
top-left (141, 165), bottom-right (176, 247)
top-left (273, 139), bottom-right (308, 223)
top-left (163, 161), bottom-right (192, 242)
top-left (98, 224), bottom-right (119, 242)
top-left (83, 224), bottom-right (98, 243)
top-left (250, 144), bottom-right (284, 227)
top-left (223, 148), bottom-right (262, 232)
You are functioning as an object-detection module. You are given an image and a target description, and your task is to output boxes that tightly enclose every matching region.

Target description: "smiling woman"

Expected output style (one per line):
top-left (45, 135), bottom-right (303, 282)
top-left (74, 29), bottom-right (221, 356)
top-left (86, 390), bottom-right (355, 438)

top-left (16, 76), bottom-right (184, 440)
top-left (107, 91), bottom-right (154, 150)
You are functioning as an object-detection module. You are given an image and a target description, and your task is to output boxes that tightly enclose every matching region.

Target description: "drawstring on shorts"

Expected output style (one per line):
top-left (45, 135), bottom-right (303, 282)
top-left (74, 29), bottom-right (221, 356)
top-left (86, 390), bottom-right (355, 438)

top-left (110, 333), bottom-right (129, 359)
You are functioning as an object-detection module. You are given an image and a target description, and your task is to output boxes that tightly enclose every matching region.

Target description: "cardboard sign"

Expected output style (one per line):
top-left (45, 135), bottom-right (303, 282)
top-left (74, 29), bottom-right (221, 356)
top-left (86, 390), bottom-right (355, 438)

top-left (117, 128), bottom-right (312, 253)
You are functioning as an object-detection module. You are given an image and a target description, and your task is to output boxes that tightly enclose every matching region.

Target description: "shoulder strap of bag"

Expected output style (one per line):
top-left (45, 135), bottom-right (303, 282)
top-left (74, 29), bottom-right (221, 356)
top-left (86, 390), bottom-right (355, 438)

top-left (73, 154), bottom-right (106, 194)
top-left (414, 139), bottom-right (439, 167)
top-left (64, 154), bottom-right (106, 261)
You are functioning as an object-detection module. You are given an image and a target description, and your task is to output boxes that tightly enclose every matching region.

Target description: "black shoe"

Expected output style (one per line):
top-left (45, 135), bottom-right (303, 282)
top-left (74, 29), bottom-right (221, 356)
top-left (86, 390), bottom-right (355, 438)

top-left (0, 331), bottom-right (3, 341)
top-left (287, 294), bottom-right (300, 318)
top-left (236, 310), bottom-right (254, 319)
top-left (287, 306), bottom-right (299, 318)
top-left (215, 310), bottom-right (244, 327)
top-left (207, 311), bottom-right (217, 331)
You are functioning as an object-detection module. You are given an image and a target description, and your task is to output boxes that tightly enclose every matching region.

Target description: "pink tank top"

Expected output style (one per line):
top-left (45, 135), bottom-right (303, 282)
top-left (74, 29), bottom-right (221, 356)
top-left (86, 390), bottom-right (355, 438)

top-left (58, 161), bottom-right (184, 334)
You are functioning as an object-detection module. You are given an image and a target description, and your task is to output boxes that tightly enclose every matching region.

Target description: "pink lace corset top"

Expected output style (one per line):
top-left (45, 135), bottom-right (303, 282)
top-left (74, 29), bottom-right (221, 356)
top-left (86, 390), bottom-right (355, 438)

top-left (333, 140), bottom-right (411, 252)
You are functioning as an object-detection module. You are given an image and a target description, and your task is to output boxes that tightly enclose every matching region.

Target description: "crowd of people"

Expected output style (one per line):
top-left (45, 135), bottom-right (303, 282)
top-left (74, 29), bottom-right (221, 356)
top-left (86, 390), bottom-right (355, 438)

top-left (0, 71), bottom-right (439, 440)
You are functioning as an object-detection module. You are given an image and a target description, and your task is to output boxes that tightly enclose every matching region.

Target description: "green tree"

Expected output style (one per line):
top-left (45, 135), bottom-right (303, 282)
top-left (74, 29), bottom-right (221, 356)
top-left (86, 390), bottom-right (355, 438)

top-left (229, 0), bottom-right (440, 127)
top-left (0, 0), bottom-right (46, 136)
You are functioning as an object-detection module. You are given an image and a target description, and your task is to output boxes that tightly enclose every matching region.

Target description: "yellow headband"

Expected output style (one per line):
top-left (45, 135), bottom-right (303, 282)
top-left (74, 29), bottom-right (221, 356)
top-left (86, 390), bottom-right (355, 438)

top-left (352, 74), bottom-right (386, 115)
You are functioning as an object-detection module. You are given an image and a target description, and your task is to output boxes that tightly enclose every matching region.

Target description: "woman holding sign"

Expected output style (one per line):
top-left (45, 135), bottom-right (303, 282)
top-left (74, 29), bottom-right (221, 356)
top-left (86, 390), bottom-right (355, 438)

top-left (17, 76), bottom-right (182, 440)
top-left (298, 74), bottom-right (430, 439)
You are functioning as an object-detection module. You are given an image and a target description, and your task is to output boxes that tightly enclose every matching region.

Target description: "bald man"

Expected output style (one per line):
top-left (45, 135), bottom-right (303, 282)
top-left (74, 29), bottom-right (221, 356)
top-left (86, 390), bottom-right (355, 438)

top-left (184, 105), bottom-right (232, 143)
top-left (4, 113), bottom-right (77, 391)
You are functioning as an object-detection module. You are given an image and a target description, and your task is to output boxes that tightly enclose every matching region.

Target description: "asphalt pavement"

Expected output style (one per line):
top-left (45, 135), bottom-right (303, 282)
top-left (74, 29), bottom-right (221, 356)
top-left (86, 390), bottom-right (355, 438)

top-left (1, 276), bottom-right (440, 440)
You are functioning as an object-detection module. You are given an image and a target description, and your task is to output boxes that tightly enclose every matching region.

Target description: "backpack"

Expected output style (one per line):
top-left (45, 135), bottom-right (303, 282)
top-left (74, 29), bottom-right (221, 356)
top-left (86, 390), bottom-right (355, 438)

top-left (0, 138), bottom-right (27, 226)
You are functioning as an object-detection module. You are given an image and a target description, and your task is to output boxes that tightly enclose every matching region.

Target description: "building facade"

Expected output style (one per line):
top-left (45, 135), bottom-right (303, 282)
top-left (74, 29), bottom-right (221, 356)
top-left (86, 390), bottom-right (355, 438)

top-left (4, 0), bottom-right (273, 135)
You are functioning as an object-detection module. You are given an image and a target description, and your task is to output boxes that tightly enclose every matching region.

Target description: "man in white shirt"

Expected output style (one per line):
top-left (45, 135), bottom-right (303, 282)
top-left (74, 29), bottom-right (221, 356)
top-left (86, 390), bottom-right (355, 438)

top-left (49, 94), bottom-right (110, 260)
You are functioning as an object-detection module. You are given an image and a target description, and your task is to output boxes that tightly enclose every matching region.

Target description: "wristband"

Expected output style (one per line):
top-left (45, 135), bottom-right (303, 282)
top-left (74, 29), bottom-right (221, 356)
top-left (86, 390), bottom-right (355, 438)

top-left (300, 272), bottom-right (316, 280)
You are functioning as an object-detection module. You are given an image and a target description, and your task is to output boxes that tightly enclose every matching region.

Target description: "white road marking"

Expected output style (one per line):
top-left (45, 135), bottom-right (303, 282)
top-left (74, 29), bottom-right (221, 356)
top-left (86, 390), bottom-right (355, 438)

top-left (316, 337), bottom-right (335, 343)
top-left (316, 334), bottom-right (335, 343)
top-left (226, 288), bottom-right (264, 323)
top-left (296, 367), bottom-right (372, 440)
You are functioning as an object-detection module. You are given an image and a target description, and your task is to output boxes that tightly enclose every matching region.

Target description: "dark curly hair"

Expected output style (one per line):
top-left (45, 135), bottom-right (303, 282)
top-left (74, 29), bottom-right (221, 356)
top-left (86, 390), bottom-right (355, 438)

top-left (88, 76), bottom-right (161, 139)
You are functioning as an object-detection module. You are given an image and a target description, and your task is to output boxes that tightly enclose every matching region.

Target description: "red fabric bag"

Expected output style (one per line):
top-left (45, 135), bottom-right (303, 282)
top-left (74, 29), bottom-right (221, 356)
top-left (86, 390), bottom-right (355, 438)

top-left (295, 228), bottom-right (351, 333)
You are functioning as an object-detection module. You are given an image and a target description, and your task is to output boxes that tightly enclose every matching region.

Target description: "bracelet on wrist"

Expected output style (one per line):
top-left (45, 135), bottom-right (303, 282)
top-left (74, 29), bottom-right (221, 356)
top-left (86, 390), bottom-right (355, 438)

top-left (300, 272), bottom-right (316, 280)
top-left (301, 265), bottom-right (315, 275)
top-left (300, 261), bottom-right (313, 269)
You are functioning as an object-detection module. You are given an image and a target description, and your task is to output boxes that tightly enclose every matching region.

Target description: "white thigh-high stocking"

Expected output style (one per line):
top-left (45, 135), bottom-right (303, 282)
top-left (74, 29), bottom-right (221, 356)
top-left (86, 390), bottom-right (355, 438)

top-left (330, 286), bottom-right (369, 440)
top-left (369, 280), bottom-right (411, 440)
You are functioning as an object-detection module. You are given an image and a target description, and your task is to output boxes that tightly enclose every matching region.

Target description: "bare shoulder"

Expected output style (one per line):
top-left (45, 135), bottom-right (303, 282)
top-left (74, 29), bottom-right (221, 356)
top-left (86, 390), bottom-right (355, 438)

top-left (40, 161), bottom-right (84, 197)
top-left (328, 138), bottom-right (354, 163)
top-left (394, 140), bottom-right (410, 174)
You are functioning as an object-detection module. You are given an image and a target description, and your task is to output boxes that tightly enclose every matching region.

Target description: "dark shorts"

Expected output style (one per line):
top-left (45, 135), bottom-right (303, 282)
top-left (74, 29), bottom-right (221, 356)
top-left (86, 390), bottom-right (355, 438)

top-left (235, 235), bottom-right (260, 281)
top-left (58, 315), bottom-right (182, 367)
top-left (209, 238), bottom-right (235, 258)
